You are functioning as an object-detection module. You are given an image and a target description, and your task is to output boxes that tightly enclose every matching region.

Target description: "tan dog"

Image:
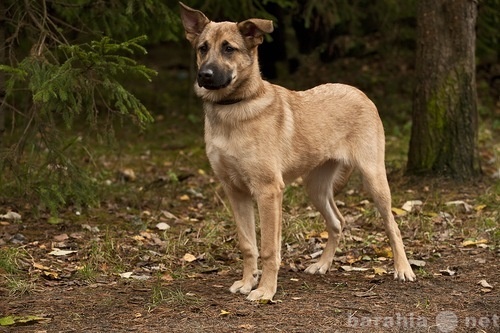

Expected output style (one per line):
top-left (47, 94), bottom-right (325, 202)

top-left (179, 2), bottom-right (415, 301)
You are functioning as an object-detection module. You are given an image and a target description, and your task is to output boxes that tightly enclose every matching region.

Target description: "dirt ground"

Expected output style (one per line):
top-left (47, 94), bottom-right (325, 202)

top-left (1, 177), bottom-right (499, 333)
top-left (1, 249), bottom-right (499, 333)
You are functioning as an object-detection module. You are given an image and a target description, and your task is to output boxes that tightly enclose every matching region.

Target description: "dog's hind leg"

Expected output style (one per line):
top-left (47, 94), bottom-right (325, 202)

top-left (358, 162), bottom-right (416, 282)
top-left (225, 187), bottom-right (260, 295)
top-left (304, 160), bottom-right (352, 274)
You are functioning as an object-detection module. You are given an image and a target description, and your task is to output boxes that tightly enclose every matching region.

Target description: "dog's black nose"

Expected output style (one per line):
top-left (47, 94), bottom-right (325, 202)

top-left (197, 65), bottom-right (232, 90)
top-left (198, 68), bottom-right (213, 79)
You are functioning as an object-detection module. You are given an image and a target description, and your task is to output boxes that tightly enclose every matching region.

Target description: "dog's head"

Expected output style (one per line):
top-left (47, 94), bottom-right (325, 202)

top-left (179, 2), bottom-right (273, 100)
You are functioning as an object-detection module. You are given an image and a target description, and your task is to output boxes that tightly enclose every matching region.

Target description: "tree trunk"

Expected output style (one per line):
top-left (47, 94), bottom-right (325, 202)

top-left (0, 0), bottom-right (6, 138)
top-left (407, 0), bottom-right (479, 178)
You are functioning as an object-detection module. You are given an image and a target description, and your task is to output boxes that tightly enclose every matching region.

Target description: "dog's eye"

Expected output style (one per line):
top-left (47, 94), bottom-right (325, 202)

top-left (224, 45), bottom-right (235, 53)
top-left (199, 44), bottom-right (208, 54)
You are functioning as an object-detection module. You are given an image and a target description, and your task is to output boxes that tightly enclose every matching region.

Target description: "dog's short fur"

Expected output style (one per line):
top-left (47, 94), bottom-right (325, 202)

top-left (180, 2), bottom-right (415, 301)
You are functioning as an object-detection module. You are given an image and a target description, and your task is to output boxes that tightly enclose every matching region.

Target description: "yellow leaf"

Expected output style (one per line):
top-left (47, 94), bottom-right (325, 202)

top-left (183, 253), bottom-right (197, 262)
top-left (42, 270), bottom-right (60, 280)
top-left (220, 310), bottom-right (231, 316)
top-left (33, 262), bottom-right (51, 270)
top-left (374, 246), bottom-right (393, 258)
top-left (0, 315), bottom-right (50, 326)
top-left (373, 267), bottom-right (387, 275)
top-left (391, 207), bottom-right (407, 216)
top-left (179, 194), bottom-right (190, 201)
top-left (346, 255), bottom-right (362, 264)
top-left (319, 231), bottom-right (329, 239)
top-left (462, 239), bottom-right (488, 247)
top-left (474, 204), bottom-right (486, 211)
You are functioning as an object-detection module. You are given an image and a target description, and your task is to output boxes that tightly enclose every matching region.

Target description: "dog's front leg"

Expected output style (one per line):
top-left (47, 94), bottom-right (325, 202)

top-left (247, 183), bottom-right (284, 301)
top-left (225, 187), bottom-right (260, 295)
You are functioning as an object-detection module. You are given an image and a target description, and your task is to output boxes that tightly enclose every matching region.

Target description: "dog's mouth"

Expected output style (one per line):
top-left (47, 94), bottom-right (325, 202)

top-left (198, 77), bottom-right (232, 90)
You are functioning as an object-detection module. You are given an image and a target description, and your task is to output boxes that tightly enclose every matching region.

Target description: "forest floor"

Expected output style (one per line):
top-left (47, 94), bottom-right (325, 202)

top-left (1, 45), bottom-right (499, 332)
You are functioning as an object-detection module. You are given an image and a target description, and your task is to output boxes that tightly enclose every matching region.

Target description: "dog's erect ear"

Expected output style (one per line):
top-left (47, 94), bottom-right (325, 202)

top-left (237, 19), bottom-right (274, 48)
top-left (179, 2), bottom-right (210, 45)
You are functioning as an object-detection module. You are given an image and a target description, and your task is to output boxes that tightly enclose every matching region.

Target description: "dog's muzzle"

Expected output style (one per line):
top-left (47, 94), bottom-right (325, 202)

top-left (197, 64), bottom-right (232, 90)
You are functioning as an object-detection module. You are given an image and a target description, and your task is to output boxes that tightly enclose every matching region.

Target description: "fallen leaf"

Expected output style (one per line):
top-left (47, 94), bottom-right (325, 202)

top-left (179, 194), bottom-right (190, 201)
top-left (33, 262), bottom-right (51, 270)
top-left (341, 266), bottom-right (369, 272)
top-left (53, 234), bottom-right (69, 242)
top-left (402, 200), bottom-right (423, 212)
top-left (156, 222), bottom-right (170, 231)
top-left (346, 254), bottom-right (362, 264)
top-left (219, 310), bottom-right (231, 316)
top-left (257, 299), bottom-right (277, 304)
top-left (408, 259), bottom-right (426, 268)
top-left (474, 204), bottom-right (486, 211)
top-left (373, 267), bottom-right (387, 275)
top-left (161, 210), bottom-right (178, 219)
top-left (48, 248), bottom-right (77, 256)
top-left (183, 253), bottom-right (197, 262)
top-left (373, 246), bottom-right (393, 258)
top-left (309, 250), bottom-right (323, 259)
top-left (140, 231), bottom-right (153, 239)
top-left (319, 231), bottom-right (329, 239)
top-left (119, 272), bottom-right (134, 278)
top-left (439, 268), bottom-right (456, 276)
top-left (478, 279), bottom-right (493, 289)
top-left (0, 315), bottom-right (50, 326)
top-left (119, 168), bottom-right (136, 181)
top-left (391, 207), bottom-right (407, 216)
top-left (42, 270), bottom-right (60, 280)
top-left (461, 239), bottom-right (488, 247)
top-left (0, 211), bottom-right (22, 221)
top-left (445, 200), bottom-right (473, 213)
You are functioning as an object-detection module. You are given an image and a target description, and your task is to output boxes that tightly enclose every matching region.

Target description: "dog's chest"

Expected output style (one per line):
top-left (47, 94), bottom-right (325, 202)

top-left (204, 120), bottom-right (273, 187)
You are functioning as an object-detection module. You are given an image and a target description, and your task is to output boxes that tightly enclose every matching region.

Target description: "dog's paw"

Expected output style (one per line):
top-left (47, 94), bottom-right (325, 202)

top-left (230, 277), bottom-right (258, 295)
top-left (246, 287), bottom-right (275, 302)
top-left (304, 261), bottom-right (331, 275)
top-left (394, 266), bottom-right (416, 282)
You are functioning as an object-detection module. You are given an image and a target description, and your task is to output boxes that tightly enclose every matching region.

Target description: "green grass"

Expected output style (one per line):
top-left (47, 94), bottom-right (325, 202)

top-left (0, 247), bottom-right (25, 274)
top-left (4, 275), bottom-right (35, 296)
top-left (0, 247), bottom-right (34, 295)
